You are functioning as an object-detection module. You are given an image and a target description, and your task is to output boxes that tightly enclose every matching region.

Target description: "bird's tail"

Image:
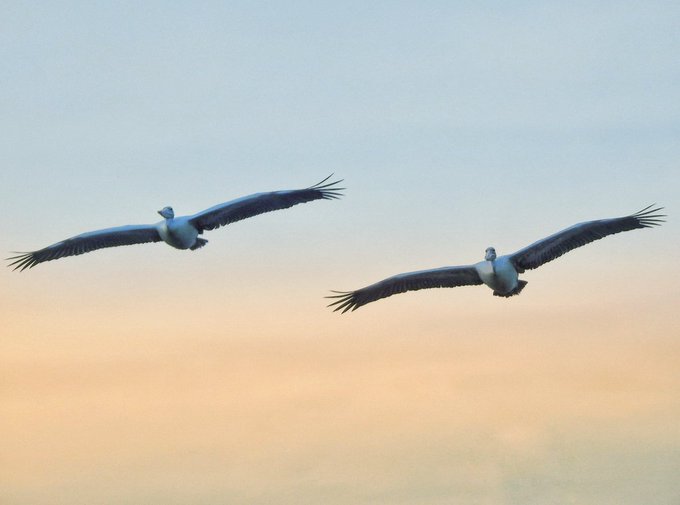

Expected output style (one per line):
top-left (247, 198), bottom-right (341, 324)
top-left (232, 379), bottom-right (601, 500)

top-left (493, 280), bottom-right (528, 297)
top-left (190, 238), bottom-right (209, 250)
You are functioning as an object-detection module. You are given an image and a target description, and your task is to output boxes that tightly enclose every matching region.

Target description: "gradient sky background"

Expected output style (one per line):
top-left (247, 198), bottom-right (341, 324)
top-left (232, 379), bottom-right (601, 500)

top-left (1, 2), bottom-right (679, 504)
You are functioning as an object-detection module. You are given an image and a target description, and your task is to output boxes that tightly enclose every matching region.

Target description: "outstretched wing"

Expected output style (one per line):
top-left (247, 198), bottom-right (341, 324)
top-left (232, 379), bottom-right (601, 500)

top-left (509, 205), bottom-right (665, 272)
top-left (327, 265), bottom-right (483, 313)
top-left (188, 175), bottom-right (344, 232)
top-left (7, 225), bottom-right (162, 271)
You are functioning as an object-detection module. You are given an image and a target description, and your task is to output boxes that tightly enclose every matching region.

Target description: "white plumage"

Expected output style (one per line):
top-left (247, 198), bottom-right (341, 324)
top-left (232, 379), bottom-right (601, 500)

top-left (328, 205), bottom-right (665, 313)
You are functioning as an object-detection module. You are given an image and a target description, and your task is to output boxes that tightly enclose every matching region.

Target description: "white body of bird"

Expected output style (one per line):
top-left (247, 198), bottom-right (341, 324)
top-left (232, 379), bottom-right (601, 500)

top-left (474, 256), bottom-right (520, 296)
top-left (156, 215), bottom-right (200, 250)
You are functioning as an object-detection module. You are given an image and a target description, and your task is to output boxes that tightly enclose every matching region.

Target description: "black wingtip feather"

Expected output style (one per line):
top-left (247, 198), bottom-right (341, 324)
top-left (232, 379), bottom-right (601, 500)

top-left (6, 252), bottom-right (38, 271)
top-left (326, 291), bottom-right (360, 313)
top-left (309, 174), bottom-right (345, 199)
top-left (633, 205), bottom-right (666, 228)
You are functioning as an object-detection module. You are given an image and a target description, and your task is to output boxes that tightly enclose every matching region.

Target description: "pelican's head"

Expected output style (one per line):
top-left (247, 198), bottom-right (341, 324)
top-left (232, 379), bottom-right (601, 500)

top-left (485, 247), bottom-right (497, 261)
top-left (158, 206), bottom-right (175, 219)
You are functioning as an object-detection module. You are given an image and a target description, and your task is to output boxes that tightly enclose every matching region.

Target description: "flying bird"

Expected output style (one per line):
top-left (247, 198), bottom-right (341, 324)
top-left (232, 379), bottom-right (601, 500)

top-left (328, 205), bottom-right (664, 313)
top-left (8, 175), bottom-right (343, 271)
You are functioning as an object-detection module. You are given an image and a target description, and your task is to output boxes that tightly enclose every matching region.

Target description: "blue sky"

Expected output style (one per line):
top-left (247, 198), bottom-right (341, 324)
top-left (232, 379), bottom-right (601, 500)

top-left (2, 2), bottom-right (678, 261)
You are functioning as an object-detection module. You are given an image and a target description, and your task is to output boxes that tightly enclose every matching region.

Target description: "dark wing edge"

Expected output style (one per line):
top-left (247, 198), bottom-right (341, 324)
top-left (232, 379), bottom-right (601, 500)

top-left (509, 204), bottom-right (665, 272)
top-left (327, 266), bottom-right (483, 313)
top-left (7, 225), bottom-right (162, 271)
top-left (189, 174), bottom-right (345, 232)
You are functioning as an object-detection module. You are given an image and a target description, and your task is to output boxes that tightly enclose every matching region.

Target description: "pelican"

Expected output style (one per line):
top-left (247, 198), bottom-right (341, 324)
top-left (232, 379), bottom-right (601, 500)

top-left (328, 205), bottom-right (665, 313)
top-left (8, 175), bottom-right (343, 271)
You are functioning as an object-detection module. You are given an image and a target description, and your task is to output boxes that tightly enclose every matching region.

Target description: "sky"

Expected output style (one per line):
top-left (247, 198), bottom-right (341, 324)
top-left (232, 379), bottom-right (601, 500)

top-left (1, 1), bottom-right (679, 504)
